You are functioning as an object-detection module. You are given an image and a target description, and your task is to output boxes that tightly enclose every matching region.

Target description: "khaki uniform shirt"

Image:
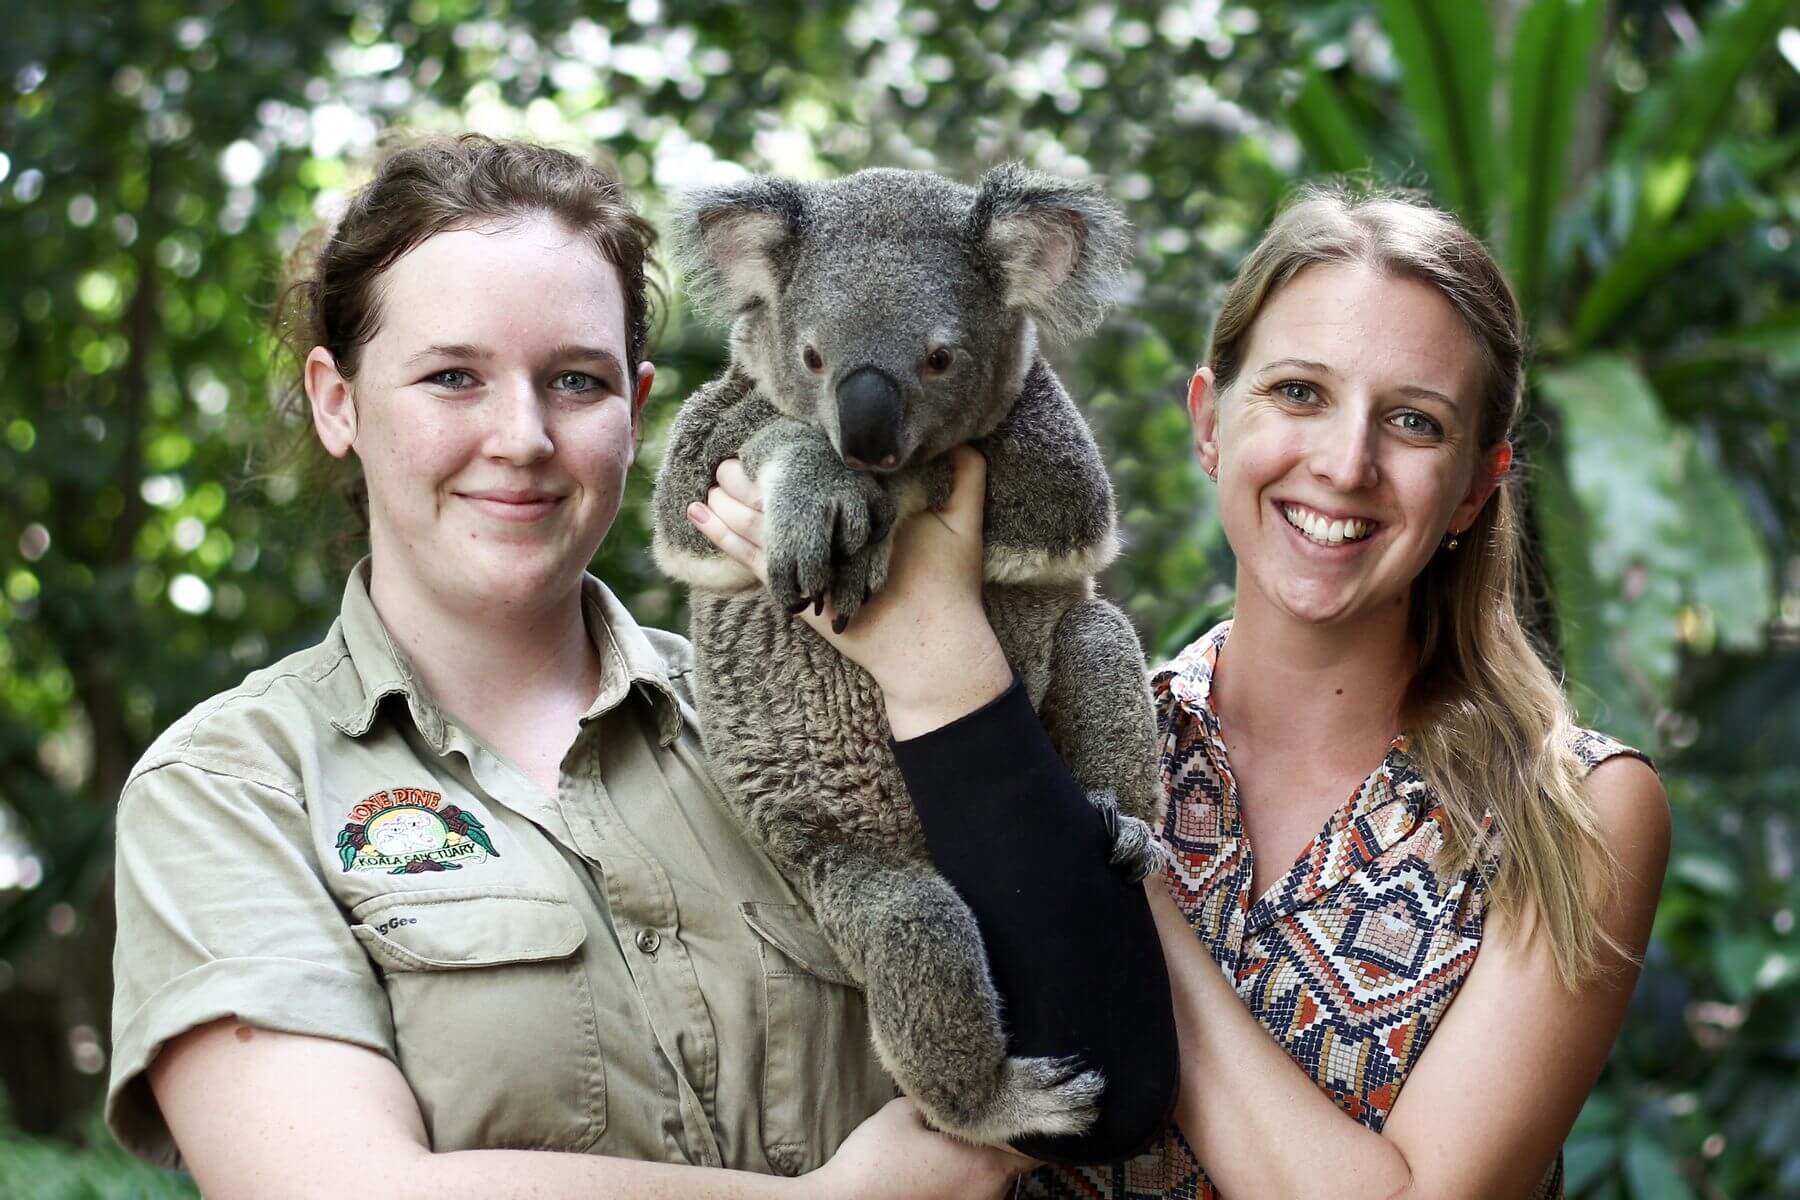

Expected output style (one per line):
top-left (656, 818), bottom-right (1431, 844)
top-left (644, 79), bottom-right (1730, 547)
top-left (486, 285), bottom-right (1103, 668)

top-left (108, 563), bottom-right (893, 1172)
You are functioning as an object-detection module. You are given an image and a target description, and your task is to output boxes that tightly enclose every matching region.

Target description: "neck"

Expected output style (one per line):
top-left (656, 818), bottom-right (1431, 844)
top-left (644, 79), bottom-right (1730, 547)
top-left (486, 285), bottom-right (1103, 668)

top-left (1212, 586), bottom-right (1414, 756)
top-left (367, 555), bottom-right (601, 730)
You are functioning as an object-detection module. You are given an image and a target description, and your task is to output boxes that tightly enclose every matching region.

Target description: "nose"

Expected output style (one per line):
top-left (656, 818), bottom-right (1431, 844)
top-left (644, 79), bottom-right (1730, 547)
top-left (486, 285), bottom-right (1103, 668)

top-left (836, 367), bottom-right (903, 470)
top-left (1310, 403), bottom-right (1379, 491)
top-left (486, 379), bottom-right (554, 465)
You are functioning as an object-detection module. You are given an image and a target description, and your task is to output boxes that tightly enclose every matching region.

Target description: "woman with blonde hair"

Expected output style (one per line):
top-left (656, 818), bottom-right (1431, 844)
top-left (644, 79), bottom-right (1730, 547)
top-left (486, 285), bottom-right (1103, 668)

top-left (694, 183), bottom-right (1669, 1198)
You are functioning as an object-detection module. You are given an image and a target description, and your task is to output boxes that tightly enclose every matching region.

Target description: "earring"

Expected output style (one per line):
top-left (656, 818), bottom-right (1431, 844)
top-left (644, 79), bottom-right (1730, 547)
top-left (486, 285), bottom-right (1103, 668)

top-left (1444, 531), bottom-right (1461, 551)
top-left (1206, 462), bottom-right (1218, 481)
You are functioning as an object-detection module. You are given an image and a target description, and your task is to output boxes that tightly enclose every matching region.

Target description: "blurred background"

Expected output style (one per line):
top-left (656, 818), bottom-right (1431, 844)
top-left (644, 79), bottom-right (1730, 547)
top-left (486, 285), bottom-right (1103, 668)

top-left (1, 0), bottom-right (1795, 1195)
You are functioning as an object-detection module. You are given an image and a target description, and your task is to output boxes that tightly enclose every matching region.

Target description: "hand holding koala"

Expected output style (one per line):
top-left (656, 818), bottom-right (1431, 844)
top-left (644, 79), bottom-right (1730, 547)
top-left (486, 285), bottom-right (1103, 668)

top-left (693, 447), bottom-right (1013, 738)
top-left (653, 164), bottom-right (1165, 1150)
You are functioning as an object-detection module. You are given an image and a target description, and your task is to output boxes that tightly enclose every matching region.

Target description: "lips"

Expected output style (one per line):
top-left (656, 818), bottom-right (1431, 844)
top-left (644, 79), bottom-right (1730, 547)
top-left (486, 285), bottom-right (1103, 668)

top-left (458, 489), bottom-right (564, 522)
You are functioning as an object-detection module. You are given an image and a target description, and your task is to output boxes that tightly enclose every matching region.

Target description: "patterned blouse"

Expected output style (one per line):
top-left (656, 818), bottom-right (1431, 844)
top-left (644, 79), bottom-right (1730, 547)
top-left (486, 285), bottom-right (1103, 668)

top-left (1023, 621), bottom-right (1645, 1200)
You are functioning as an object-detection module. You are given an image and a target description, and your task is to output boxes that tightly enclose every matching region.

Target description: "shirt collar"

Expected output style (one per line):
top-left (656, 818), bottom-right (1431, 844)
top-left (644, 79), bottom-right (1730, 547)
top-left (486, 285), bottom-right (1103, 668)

top-left (330, 559), bottom-right (683, 750)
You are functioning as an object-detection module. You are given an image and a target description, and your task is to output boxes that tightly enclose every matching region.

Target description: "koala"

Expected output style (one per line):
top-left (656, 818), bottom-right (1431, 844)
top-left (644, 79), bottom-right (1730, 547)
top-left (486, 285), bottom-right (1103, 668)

top-left (651, 165), bottom-right (1164, 1145)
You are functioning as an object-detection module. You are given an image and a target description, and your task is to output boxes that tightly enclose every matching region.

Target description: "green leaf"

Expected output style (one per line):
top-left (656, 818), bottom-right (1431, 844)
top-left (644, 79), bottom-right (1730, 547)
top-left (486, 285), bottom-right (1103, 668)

top-left (1622, 1131), bottom-right (1695, 1200)
top-left (1564, 1133), bottom-right (1619, 1194)
top-left (1692, 303), bottom-right (1800, 373)
top-left (1680, 442), bottom-right (1776, 652)
top-left (1286, 68), bottom-right (1372, 176)
top-left (1669, 852), bottom-right (1741, 899)
top-left (1715, 935), bottom-right (1769, 1001)
top-left (1376, 0), bottom-right (1500, 232)
top-left (1572, 198), bottom-right (1763, 346)
top-left (1537, 357), bottom-right (1686, 738)
top-left (1505, 0), bottom-right (1606, 317)
top-left (1616, 0), bottom-right (1792, 227)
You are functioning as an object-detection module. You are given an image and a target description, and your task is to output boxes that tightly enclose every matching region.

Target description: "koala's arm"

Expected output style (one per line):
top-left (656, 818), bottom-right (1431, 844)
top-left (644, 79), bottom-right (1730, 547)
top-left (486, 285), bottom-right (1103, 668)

top-left (653, 373), bottom-right (899, 616)
top-left (976, 359), bottom-right (1120, 586)
top-left (651, 370), bottom-right (785, 590)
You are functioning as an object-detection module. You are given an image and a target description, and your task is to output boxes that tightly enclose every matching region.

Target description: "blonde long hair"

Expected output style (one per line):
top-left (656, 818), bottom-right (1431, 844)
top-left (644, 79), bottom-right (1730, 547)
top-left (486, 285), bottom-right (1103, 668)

top-left (1206, 184), bottom-right (1622, 988)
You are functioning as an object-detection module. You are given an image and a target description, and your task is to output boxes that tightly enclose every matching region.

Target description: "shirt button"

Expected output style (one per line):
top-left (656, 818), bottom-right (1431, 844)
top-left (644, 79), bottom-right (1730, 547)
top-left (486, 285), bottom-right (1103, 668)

top-left (635, 928), bottom-right (661, 954)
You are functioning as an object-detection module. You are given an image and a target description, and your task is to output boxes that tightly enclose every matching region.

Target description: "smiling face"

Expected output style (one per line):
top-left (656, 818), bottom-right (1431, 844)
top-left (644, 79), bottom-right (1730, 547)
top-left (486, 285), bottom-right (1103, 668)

top-left (1191, 261), bottom-right (1504, 634)
top-left (306, 215), bottom-right (653, 620)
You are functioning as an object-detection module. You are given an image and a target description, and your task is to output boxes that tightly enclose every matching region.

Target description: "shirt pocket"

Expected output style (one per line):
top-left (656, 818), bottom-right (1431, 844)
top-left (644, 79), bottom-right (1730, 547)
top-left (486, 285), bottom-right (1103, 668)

top-left (740, 901), bottom-right (893, 1176)
top-left (351, 886), bottom-right (606, 1153)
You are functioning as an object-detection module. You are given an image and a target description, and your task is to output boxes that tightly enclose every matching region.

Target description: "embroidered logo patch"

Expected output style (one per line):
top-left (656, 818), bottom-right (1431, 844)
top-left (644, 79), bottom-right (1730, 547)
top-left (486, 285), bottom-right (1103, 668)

top-left (336, 787), bottom-right (499, 875)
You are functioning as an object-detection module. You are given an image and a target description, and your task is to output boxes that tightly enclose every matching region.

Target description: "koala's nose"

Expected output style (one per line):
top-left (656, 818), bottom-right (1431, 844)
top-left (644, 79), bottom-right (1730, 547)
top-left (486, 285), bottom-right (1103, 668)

top-left (836, 367), bottom-right (904, 471)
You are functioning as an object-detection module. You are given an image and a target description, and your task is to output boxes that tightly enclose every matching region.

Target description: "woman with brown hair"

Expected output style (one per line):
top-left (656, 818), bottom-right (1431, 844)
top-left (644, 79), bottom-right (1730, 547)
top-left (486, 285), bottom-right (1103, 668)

top-left (106, 134), bottom-right (1027, 1198)
top-left (693, 184), bottom-right (1670, 1198)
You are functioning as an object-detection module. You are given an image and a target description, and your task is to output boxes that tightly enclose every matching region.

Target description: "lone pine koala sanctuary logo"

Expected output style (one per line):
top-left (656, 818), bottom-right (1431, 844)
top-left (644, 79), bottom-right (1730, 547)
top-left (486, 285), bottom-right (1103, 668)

top-left (336, 787), bottom-right (500, 875)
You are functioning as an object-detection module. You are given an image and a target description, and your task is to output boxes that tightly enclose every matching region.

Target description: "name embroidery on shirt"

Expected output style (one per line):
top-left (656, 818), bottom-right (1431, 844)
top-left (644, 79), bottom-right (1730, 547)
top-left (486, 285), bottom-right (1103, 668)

top-left (335, 787), bottom-right (500, 875)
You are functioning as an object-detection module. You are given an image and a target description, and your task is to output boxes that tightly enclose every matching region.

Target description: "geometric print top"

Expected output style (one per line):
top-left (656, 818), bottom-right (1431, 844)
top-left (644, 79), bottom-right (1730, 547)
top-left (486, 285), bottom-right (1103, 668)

top-left (1022, 621), bottom-right (1645, 1200)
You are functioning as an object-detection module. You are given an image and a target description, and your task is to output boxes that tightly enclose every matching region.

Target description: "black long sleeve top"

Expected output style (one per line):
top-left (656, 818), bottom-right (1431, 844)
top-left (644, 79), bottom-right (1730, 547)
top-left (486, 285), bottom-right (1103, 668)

top-left (889, 675), bottom-right (1179, 1166)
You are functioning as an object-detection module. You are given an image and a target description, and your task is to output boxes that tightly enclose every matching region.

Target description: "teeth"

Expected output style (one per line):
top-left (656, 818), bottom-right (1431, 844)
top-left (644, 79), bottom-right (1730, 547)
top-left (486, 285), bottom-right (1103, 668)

top-left (1283, 504), bottom-right (1373, 546)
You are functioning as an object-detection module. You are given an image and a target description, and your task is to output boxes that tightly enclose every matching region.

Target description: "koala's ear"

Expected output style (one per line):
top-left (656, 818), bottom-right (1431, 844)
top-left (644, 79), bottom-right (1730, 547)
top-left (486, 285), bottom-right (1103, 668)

top-left (670, 178), bottom-right (806, 322)
top-left (971, 163), bottom-right (1132, 344)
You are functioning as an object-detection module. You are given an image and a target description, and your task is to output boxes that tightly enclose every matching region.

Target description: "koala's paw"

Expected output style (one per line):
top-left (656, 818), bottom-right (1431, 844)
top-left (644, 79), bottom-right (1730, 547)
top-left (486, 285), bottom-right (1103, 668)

top-left (1093, 792), bottom-right (1168, 883)
top-left (1110, 814), bottom-right (1169, 882)
top-left (764, 472), bottom-right (896, 627)
top-left (981, 1055), bottom-right (1104, 1142)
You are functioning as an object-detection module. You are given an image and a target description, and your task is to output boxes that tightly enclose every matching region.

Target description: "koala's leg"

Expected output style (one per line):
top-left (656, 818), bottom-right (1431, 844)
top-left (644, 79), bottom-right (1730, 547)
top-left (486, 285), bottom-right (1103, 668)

top-left (651, 371), bottom-right (782, 590)
top-left (808, 849), bottom-right (1102, 1144)
top-left (1039, 598), bottom-right (1167, 882)
top-left (740, 423), bottom-right (897, 629)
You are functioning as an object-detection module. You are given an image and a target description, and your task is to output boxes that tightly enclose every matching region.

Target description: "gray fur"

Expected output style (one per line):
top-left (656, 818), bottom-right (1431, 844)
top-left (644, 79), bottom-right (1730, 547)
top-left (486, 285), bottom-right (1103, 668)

top-left (652, 165), bottom-right (1162, 1144)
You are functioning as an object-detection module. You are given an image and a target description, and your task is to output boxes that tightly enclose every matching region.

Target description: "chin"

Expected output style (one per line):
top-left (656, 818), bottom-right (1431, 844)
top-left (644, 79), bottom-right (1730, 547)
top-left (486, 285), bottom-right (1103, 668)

top-left (459, 540), bottom-right (588, 603)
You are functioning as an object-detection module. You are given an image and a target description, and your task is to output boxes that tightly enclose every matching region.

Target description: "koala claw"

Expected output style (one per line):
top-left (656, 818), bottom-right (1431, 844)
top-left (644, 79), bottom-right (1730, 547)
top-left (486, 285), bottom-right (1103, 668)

top-left (989, 1055), bottom-right (1104, 1142)
top-left (1108, 814), bottom-right (1168, 883)
top-left (763, 472), bottom-right (895, 619)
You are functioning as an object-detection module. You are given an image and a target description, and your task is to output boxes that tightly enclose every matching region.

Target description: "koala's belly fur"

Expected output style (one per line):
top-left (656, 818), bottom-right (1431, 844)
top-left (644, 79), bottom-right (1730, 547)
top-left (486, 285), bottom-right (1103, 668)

top-left (689, 580), bottom-right (1086, 868)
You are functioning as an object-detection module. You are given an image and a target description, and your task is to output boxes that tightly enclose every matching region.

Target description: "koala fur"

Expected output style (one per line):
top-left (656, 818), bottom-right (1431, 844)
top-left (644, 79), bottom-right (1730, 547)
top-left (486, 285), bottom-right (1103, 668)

top-left (651, 164), bottom-right (1164, 1145)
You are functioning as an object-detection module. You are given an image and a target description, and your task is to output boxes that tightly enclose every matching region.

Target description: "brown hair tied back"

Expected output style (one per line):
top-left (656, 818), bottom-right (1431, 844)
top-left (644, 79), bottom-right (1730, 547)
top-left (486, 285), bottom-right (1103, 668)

top-left (267, 133), bottom-right (661, 532)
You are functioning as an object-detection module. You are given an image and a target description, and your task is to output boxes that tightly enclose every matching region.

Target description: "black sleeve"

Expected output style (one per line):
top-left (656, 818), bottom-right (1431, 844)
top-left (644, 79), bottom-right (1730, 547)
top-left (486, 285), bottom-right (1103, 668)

top-left (890, 676), bottom-right (1179, 1165)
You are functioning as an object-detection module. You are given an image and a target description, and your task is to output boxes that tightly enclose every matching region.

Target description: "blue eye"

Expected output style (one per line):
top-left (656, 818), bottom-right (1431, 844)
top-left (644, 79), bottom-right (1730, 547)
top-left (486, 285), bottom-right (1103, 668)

top-left (1279, 381), bottom-right (1317, 404)
top-left (1394, 410), bottom-right (1442, 437)
top-left (427, 369), bottom-right (473, 389)
top-left (555, 371), bottom-right (601, 393)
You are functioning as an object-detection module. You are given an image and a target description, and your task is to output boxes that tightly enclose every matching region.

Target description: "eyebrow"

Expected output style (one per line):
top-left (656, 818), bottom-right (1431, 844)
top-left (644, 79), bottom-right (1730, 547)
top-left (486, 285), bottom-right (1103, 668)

top-left (545, 344), bottom-right (627, 378)
top-left (406, 342), bottom-right (626, 377)
top-left (1256, 357), bottom-right (1457, 408)
top-left (407, 342), bottom-right (488, 366)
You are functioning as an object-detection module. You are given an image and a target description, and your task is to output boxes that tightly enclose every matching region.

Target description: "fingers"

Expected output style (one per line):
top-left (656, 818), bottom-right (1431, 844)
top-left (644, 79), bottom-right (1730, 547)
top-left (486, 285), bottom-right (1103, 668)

top-left (686, 501), bottom-right (766, 581)
top-left (713, 458), bottom-right (762, 510)
top-left (703, 479), bottom-right (765, 550)
top-left (941, 444), bottom-right (988, 534)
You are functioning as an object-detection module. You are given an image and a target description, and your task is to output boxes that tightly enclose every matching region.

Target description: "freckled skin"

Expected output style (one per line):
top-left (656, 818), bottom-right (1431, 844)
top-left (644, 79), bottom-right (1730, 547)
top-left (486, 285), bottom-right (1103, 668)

top-left (318, 218), bottom-right (647, 622)
top-left (1203, 263), bottom-right (1498, 635)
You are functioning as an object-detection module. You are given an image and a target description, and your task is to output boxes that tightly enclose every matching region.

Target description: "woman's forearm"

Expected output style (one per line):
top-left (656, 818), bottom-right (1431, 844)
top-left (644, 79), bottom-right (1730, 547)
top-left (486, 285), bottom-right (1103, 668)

top-left (892, 678), bottom-right (1178, 1164)
top-left (1147, 887), bottom-right (1414, 1199)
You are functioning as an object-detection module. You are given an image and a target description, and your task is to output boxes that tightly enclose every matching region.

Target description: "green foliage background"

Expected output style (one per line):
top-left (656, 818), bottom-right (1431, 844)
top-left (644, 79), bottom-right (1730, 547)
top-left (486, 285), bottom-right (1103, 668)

top-left (1, 1), bottom-right (1795, 1195)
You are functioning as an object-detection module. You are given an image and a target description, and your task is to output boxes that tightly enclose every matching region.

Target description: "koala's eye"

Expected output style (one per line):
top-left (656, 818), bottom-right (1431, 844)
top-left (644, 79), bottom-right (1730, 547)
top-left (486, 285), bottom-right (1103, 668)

top-left (802, 346), bottom-right (825, 372)
top-left (924, 347), bottom-right (954, 374)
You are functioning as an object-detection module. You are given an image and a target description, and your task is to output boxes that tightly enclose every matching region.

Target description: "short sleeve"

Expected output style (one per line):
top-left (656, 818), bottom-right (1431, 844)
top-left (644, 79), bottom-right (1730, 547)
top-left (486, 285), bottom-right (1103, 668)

top-left (1568, 727), bottom-right (1654, 775)
top-left (108, 760), bottom-right (395, 1167)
